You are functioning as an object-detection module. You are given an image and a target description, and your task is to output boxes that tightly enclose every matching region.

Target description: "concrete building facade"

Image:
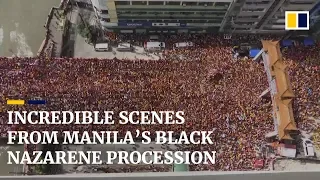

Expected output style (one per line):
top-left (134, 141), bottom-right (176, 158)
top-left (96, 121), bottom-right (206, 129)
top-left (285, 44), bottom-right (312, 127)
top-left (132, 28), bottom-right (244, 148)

top-left (89, 0), bottom-right (319, 33)
top-left (310, 1), bottom-right (320, 35)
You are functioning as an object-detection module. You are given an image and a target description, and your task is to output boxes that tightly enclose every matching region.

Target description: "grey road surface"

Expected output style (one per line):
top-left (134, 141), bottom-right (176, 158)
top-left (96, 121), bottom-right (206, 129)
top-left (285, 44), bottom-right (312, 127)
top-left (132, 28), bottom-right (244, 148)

top-left (0, 0), bottom-right (60, 56)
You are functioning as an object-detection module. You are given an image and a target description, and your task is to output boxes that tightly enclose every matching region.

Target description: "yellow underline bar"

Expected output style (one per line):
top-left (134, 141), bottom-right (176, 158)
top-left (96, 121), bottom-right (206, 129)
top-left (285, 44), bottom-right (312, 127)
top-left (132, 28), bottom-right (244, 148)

top-left (7, 100), bottom-right (25, 105)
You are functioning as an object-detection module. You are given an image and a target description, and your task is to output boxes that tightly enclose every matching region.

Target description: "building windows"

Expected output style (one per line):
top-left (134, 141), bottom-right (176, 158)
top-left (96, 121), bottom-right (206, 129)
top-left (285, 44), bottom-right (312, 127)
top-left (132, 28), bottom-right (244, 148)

top-left (137, 11), bottom-right (148, 14)
top-left (234, 22), bottom-right (256, 25)
top-left (117, 11), bottom-right (130, 14)
top-left (163, 12), bottom-right (173, 15)
top-left (237, 15), bottom-right (260, 18)
top-left (245, 1), bottom-right (270, 5)
top-left (119, 11), bottom-right (147, 15)
top-left (198, 12), bottom-right (226, 15)
top-left (289, 1), bottom-right (314, 4)
top-left (149, 1), bottom-right (164, 5)
top-left (207, 20), bottom-right (221, 23)
top-left (193, 20), bottom-right (207, 23)
top-left (132, 1), bottom-right (147, 5)
top-left (182, 2), bottom-right (197, 6)
top-left (165, 1), bottom-right (180, 5)
top-left (236, 27), bottom-right (251, 30)
top-left (118, 16), bottom-right (149, 19)
top-left (242, 8), bottom-right (265, 12)
top-left (181, 12), bottom-right (194, 15)
top-left (117, 8), bottom-right (227, 12)
top-left (215, 2), bottom-right (230, 7)
top-left (262, 27), bottom-right (283, 30)
top-left (270, 22), bottom-right (285, 25)
top-left (163, 20), bottom-right (179, 23)
top-left (198, 2), bottom-right (214, 6)
top-left (115, 1), bottom-right (130, 5)
top-left (232, 6), bottom-right (241, 11)
top-left (150, 12), bottom-right (162, 15)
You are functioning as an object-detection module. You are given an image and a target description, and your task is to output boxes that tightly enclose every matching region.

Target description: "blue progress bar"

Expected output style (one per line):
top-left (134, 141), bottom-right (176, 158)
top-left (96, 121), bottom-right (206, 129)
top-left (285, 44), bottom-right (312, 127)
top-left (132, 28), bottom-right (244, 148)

top-left (27, 100), bottom-right (46, 105)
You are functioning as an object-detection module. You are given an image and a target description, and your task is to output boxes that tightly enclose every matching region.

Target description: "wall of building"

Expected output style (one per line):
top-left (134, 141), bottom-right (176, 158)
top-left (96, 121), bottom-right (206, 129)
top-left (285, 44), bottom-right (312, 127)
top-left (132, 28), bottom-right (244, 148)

top-left (89, 0), bottom-right (320, 33)
top-left (91, 0), bottom-right (232, 32)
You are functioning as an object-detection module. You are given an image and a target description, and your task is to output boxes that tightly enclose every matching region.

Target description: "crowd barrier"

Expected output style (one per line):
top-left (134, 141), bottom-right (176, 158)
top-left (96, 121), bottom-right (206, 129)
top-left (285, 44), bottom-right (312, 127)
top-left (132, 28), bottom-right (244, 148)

top-left (2, 171), bottom-right (320, 180)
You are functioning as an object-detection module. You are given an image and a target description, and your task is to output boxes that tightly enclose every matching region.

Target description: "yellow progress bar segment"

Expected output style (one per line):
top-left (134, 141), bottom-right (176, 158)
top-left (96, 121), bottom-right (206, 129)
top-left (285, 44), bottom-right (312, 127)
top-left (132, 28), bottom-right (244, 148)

top-left (7, 100), bottom-right (25, 105)
top-left (287, 13), bottom-right (297, 28)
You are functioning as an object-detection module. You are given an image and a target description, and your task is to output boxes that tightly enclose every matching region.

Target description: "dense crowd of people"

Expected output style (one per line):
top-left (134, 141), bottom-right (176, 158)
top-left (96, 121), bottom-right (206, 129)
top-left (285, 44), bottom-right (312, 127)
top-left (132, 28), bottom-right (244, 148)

top-left (282, 45), bottom-right (320, 132)
top-left (0, 34), bottom-right (319, 172)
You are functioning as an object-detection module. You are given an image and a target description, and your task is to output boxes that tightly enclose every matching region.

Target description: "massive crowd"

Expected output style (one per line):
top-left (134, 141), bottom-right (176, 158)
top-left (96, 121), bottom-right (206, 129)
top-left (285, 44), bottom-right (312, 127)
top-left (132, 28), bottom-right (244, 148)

top-left (0, 34), bottom-right (319, 172)
top-left (282, 45), bottom-right (320, 132)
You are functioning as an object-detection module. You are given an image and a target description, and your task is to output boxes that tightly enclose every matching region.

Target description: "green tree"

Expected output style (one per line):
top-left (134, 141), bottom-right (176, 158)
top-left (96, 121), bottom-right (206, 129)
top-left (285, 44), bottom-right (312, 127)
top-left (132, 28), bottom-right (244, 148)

top-left (77, 22), bottom-right (95, 44)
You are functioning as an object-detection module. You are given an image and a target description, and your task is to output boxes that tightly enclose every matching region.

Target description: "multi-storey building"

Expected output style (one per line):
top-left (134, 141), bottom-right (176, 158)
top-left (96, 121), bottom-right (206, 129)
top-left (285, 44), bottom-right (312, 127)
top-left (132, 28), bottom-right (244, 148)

top-left (223, 0), bottom-right (318, 33)
top-left (310, 1), bottom-right (320, 35)
top-left (90, 0), bottom-right (319, 33)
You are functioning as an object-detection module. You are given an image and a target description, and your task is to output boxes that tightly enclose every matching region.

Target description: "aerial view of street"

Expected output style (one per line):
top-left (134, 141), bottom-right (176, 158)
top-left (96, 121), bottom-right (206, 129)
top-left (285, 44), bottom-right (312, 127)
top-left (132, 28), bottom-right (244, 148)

top-left (0, 0), bottom-right (319, 179)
